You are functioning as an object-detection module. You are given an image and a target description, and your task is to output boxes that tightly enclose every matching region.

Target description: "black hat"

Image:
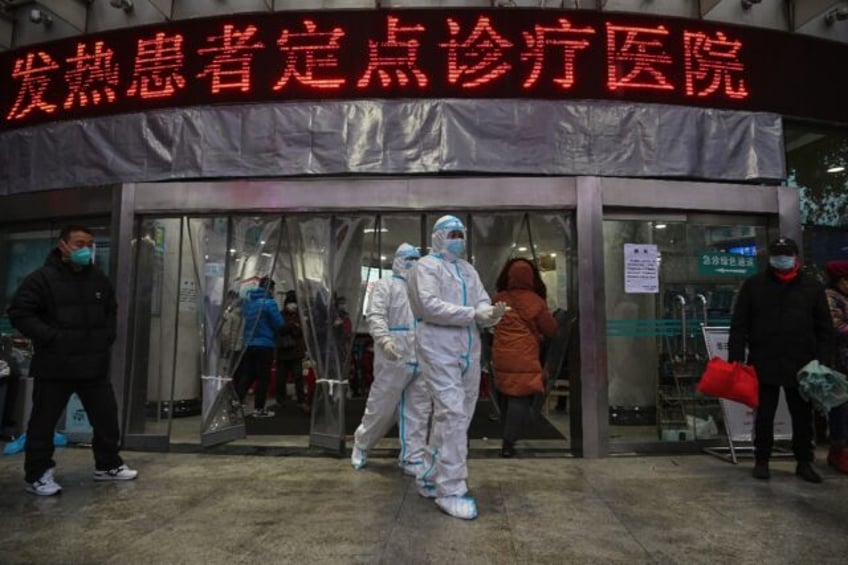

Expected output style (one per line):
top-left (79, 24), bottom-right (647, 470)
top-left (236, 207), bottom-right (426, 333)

top-left (284, 290), bottom-right (297, 305)
top-left (768, 237), bottom-right (799, 256)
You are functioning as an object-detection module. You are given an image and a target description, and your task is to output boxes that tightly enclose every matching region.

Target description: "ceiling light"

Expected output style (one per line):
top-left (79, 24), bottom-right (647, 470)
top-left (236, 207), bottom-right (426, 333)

top-left (29, 9), bottom-right (53, 28)
top-left (109, 0), bottom-right (134, 13)
top-left (741, 0), bottom-right (762, 9)
top-left (518, 246), bottom-right (528, 252)
top-left (655, 223), bottom-right (668, 229)
top-left (825, 7), bottom-right (848, 25)
top-left (827, 166), bottom-right (846, 173)
top-left (380, 255), bottom-right (387, 261)
top-left (549, 253), bottom-right (557, 258)
top-left (363, 228), bottom-right (388, 233)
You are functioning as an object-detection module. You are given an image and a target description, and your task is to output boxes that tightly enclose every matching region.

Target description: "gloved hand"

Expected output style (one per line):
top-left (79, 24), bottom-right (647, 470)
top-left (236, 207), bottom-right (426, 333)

top-left (377, 336), bottom-right (402, 361)
top-left (475, 301), bottom-right (508, 327)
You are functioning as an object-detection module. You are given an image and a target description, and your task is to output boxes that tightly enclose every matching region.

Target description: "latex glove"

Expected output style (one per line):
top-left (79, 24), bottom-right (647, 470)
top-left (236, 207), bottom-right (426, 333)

top-left (377, 336), bottom-right (401, 361)
top-left (475, 302), bottom-right (508, 327)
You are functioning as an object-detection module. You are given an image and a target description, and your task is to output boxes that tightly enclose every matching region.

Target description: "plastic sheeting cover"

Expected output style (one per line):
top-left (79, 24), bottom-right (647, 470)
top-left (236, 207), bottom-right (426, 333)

top-left (0, 99), bottom-right (785, 195)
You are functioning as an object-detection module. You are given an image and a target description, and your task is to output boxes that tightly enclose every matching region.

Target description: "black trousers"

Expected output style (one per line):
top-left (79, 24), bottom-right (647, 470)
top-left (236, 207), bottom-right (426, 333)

top-left (276, 358), bottom-right (304, 403)
top-left (236, 346), bottom-right (274, 410)
top-left (25, 378), bottom-right (123, 483)
top-left (498, 393), bottom-right (534, 445)
top-left (754, 383), bottom-right (814, 463)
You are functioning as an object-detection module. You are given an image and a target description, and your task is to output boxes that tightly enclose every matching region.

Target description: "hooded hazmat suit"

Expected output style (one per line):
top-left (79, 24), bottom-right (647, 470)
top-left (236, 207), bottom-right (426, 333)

top-left (407, 215), bottom-right (498, 512)
top-left (351, 243), bottom-right (432, 474)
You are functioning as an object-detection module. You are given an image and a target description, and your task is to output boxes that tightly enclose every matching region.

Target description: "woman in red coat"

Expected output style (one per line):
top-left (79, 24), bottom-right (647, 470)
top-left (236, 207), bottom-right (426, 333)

top-left (492, 258), bottom-right (558, 457)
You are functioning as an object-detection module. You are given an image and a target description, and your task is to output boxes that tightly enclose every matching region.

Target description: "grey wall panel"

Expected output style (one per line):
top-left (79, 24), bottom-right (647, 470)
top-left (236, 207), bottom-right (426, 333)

top-left (0, 99), bottom-right (785, 195)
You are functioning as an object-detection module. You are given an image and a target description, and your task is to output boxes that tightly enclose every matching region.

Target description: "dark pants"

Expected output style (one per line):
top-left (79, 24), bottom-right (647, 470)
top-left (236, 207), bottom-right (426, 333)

top-left (754, 383), bottom-right (814, 463)
top-left (236, 346), bottom-right (274, 410)
top-left (276, 358), bottom-right (304, 403)
top-left (829, 401), bottom-right (848, 450)
top-left (499, 393), bottom-right (534, 445)
top-left (25, 378), bottom-right (123, 483)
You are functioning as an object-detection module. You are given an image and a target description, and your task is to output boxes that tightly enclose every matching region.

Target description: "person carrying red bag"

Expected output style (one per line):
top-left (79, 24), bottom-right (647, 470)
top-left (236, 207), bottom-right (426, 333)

top-left (728, 237), bottom-right (833, 483)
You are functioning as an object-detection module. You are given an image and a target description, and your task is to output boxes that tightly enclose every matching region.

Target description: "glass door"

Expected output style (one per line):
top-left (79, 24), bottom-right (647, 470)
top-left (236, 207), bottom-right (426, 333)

top-left (603, 215), bottom-right (769, 446)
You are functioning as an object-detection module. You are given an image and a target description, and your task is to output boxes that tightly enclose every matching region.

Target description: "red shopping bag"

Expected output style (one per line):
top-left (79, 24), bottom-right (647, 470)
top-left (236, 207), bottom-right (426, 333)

top-left (697, 357), bottom-right (759, 408)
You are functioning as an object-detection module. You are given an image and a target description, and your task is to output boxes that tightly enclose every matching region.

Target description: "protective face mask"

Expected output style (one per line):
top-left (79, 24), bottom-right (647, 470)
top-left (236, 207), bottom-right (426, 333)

top-left (403, 259), bottom-right (417, 270)
top-left (70, 246), bottom-right (93, 266)
top-left (285, 303), bottom-right (297, 312)
top-left (769, 255), bottom-right (795, 271)
top-left (445, 238), bottom-right (466, 256)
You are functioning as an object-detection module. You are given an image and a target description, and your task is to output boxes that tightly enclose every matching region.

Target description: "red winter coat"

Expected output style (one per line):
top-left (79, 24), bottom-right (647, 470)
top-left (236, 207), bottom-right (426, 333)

top-left (492, 261), bottom-right (558, 397)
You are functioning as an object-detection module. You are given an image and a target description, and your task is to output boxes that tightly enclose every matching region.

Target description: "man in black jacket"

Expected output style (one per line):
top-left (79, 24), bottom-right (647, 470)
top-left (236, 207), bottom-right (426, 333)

top-left (8, 225), bottom-right (137, 496)
top-left (728, 237), bottom-right (832, 483)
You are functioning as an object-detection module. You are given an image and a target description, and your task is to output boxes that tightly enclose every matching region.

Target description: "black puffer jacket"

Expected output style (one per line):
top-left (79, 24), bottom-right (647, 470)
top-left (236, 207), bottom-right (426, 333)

top-left (7, 249), bottom-right (117, 381)
top-left (728, 268), bottom-right (832, 387)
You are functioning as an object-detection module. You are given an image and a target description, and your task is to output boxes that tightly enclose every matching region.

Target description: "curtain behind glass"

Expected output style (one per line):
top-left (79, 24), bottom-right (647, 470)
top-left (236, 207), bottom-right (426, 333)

top-left (287, 215), bottom-right (370, 451)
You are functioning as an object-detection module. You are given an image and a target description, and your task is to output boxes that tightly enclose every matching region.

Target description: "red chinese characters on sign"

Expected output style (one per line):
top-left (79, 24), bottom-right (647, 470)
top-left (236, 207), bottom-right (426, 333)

top-left (357, 16), bottom-right (428, 89)
top-left (198, 24), bottom-right (264, 94)
top-left (440, 16), bottom-right (512, 89)
top-left (127, 32), bottom-right (186, 99)
top-left (274, 20), bottom-right (346, 91)
top-left (521, 18), bottom-right (596, 89)
top-left (683, 30), bottom-right (748, 100)
top-left (606, 23), bottom-right (674, 92)
top-left (63, 41), bottom-right (120, 110)
top-left (6, 52), bottom-right (60, 120)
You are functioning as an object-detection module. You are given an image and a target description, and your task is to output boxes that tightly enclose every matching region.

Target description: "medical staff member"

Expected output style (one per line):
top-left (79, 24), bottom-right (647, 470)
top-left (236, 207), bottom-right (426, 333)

top-left (407, 215), bottom-right (506, 520)
top-left (351, 243), bottom-right (432, 476)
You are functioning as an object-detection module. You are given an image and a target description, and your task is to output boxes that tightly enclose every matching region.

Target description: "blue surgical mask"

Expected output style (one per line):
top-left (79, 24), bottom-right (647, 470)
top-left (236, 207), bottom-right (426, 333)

top-left (445, 239), bottom-right (466, 257)
top-left (403, 260), bottom-right (417, 270)
top-left (70, 247), bottom-right (93, 266)
top-left (769, 255), bottom-right (795, 271)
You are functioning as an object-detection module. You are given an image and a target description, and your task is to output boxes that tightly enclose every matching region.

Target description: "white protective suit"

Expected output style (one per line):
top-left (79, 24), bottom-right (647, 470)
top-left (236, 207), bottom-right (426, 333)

top-left (406, 215), bottom-right (494, 507)
top-left (352, 243), bottom-right (431, 475)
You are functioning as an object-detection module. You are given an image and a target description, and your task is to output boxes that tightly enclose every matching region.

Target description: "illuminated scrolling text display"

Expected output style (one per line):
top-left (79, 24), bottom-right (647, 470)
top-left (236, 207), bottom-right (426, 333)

top-left (0, 10), bottom-right (844, 130)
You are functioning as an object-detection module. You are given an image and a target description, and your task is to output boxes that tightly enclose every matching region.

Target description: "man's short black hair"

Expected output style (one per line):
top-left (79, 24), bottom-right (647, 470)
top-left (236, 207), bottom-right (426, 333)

top-left (59, 225), bottom-right (93, 242)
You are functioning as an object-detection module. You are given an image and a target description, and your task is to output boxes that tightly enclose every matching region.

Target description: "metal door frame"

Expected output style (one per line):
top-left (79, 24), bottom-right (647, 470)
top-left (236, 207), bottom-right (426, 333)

top-left (110, 176), bottom-right (798, 457)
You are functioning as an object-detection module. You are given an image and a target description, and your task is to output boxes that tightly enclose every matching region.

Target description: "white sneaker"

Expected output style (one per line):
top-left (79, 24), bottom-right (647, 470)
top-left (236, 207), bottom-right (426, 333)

top-left (26, 468), bottom-right (62, 496)
top-left (350, 445), bottom-right (366, 470)
top-left (435, 495), bottom-right (478, 520)
top-left (93, 464), bottom-right (139, 481)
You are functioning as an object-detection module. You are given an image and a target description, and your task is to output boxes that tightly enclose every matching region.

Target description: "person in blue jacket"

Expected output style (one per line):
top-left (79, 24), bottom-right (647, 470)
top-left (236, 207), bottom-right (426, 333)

top-left (236, 277), bottom-right (284, 418)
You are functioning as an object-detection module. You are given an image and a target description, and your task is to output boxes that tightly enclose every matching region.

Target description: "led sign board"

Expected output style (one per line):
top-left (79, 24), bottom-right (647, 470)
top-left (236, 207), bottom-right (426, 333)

top-left (1, 9), bottom-right (846, 131)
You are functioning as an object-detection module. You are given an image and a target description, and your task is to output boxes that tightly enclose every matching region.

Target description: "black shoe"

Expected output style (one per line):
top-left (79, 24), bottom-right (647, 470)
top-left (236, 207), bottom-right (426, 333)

top-left (501, 442), bottom-right (516, 459)
top-left (752, 461), bottom-right (770, 480)
top-left (795, 462), bottom-right (823, 484)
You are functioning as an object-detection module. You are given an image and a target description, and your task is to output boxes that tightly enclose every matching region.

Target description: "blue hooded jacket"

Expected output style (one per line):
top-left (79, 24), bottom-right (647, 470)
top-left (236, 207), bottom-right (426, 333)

top-left (241, 288), bottom-right (284, 348)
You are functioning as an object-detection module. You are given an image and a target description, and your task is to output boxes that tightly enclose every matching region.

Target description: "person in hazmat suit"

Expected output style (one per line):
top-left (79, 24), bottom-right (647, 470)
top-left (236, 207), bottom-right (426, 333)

top-left (351, 243), bottom-right (432, 476)
top-left (407, 215), bottom-right (507, 520)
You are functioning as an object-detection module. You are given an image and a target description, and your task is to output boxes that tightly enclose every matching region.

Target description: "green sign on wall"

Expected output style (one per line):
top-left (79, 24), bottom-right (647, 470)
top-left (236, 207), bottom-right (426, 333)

top-left (698, 252), bottom-right (758, 276)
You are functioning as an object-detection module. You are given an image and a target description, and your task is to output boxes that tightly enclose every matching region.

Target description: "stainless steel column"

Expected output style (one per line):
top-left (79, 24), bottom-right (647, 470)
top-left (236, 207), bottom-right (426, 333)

top-left (576, 177), bottom-right (608, 458)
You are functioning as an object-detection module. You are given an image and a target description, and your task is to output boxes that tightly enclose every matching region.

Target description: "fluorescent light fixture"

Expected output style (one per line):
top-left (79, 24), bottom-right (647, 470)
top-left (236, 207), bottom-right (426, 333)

top-left (827, 166), bottom-right (845, 173)
top-left (518, 246), bottom-right (528, 252)
top-left (259, 240), bottom-right (266, 245)
top-left (363, 228), bottom-right (388, 233)
top-left (549, 253), bottom-right (557, 258)
top-left (260, 252), bottom-right (273, 258)
top-left (655, 223), bottom-right (668, 229)
top-left (380, 255), bottom-right (387, 261)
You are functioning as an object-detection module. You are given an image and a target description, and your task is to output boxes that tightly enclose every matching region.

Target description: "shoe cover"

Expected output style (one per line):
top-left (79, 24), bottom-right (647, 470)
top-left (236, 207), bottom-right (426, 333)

top-left (3, 434), bottom-right (26, 455)
top-left (350, 445), bottom-right (366, 470)
top-left (417, 480), bottom-right (437, 499)
top-left (53, 432), bottom-right (68, 447)
top-left (435, 495), bottom-right (478, 520)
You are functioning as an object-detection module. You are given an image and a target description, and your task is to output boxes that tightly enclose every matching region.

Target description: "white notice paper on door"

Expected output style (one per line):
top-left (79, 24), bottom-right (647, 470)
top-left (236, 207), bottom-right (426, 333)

top-left (624, 243), bottom-right (659, 294)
